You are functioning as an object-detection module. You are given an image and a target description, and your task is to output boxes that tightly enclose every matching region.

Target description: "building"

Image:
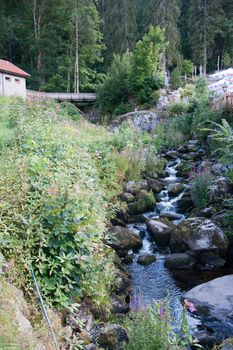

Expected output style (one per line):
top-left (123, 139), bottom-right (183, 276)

top-left (0, 59), bottom-right (30, 98)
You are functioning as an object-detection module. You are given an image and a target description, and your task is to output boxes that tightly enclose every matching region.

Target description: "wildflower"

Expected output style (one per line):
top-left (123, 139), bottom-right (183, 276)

top-left (184, 299), bottom-right (197, 313)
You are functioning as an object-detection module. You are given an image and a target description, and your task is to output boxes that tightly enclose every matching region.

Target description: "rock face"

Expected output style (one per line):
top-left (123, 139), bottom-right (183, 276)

top-left (147, 219), bottom-right (173, 246)
top-left (169, 218), bottom-right (229, 257)
top-left (182, 275), bottom-right (233, 342)
top-left (109, 226), bottom-right (142, 256)
top-left (208, 176), bottom-right (232, 204)
top-left (92, 324), bottom-right (128, 350)
top-left (110, 111), bottom-right (159, 133)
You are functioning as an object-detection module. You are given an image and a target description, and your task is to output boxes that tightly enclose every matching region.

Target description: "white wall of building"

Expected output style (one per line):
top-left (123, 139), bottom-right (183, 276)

top-left (0, 73), bottom-right (4, 95)
top-left (0, 73), bottom-right (27, 98)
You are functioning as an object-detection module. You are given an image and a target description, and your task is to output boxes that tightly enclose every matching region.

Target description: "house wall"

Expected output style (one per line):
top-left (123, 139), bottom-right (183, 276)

top-left (0, 73), bottom-right (3, 95)
top-left (1, 73), bottom-right (26, 98)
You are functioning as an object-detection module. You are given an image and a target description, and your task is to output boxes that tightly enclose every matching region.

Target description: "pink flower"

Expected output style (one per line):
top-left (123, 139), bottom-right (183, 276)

top-left (184, 299), bottom-right (197, 313)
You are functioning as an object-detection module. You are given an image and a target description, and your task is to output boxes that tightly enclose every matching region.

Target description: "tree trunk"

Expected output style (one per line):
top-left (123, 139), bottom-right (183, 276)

top-left (74, 3), bottom-right (79, 94)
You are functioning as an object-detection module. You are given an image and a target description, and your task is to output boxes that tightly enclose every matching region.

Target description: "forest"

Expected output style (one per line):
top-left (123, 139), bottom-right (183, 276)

top-left (0, 0), bottom-right (233, 93)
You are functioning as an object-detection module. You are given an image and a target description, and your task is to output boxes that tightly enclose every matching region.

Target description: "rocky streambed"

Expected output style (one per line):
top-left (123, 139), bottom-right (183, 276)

top-left (109, 139), bottom-right (233, 348)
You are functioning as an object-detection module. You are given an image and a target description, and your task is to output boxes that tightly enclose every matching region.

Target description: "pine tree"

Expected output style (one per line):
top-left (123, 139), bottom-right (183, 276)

top-left (187, 0), bottom-right (224, 75)
top-left (141, 0), bottom-right (181, 66)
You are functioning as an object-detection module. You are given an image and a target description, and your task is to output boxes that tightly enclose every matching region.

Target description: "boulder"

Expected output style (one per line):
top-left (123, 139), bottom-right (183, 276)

top-left (208, 176), bottom-right (233, 204)
top-left (177, 192), bottom-right (193, 213)
top-left (109, 226), bottom-right (142, 254)
top-left (199, 252), bottom-right (226, 268)
top-left (165, 253), bottom-right (195, 269)
top-left (128, 190), bottom-right (156, 215)
top-left (182, 275), bottom-right (233, 342)
top-left (147, 219), bottom-right (174, 246)
top-left (176, 162), bottom-right (192, 177)
top-left (111, 296), bottom-right (130, 315)
top-left (169, 218), bottom-right (229, 257)
top-left (148, 178), bottom-right (164, 193)
top-left (168, 183), bottom-right (184, 197)
top-left (165, 150), bottom-right (179, 160)
top-left (137, 253), bottom-right (156, 266)
top-left (92, 324), bottom-right (128, 350)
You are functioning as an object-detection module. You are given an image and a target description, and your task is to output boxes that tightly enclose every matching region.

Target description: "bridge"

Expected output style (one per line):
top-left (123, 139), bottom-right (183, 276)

top-left (27, 90), bottom-right (97, 104)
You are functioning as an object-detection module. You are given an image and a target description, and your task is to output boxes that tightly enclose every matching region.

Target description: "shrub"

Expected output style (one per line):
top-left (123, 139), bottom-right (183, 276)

top-left (190, 169), bottom-right (212, 209)
top-left (168, 102), bottom-right (188, 116)
top-left (170, 67), bottom-right (182, 90)
top-left (123, 300), bottom-right (200, 350)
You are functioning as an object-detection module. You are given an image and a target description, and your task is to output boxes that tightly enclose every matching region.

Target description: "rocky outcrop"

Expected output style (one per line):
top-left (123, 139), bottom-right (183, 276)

top-left (169, 218), bottom-right (229, 259)
top-left (208, 176), bottom-right (233, 204)
top-left (109, 111), bottom-right (159, 133)
top-left (182, 275), bottom-right (233, 343)
top-left (147, 219), bottom-right (174, 246)
top-left (92, 324), bottom-right (128, 350)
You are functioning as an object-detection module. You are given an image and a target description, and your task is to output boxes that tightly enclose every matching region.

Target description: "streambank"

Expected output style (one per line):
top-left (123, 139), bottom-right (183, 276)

top-left (109, 139), bottom-right (233, 348)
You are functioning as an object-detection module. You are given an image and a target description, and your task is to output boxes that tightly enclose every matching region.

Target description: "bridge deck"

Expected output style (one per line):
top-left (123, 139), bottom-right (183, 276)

top-left (27, 90), bottom-right (96, 102)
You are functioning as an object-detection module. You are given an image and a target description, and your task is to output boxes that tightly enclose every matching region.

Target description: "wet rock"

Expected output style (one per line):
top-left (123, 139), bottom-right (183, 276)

top-left (177, 192), bottom-right (193, 213)
top-left (147, 219), bottom-right (174, 246)
top-left (160, 212), bottom-right (183, 221)
top-left (199, 252), bottom-right (226, 268)
top-left (121, 192), bottom-right (134, 204)
top-left (182, 275), bottom-right (233, 343)
top-left (122, 253), bottom-right (134, 264)
top-left (128, 190), bottom-right (156, 215)
top-left (114, 268), bottom-right (131, 296)
top-left (137, 253), bottom-right (156, 266)
top-left (198, 207), bottom-right (214, 218)
top-left (169, 218), bottom-right (229, 256)
top-left (148, 178), bottom-right (164, 193)
top-left (208, 176), bottom-right (233, 204)
top-left (165, 253), bottom-right (195, 269)
top-left (92, 324), bottom-right (128, 350)
top-left (125, 180), bottom-right (149, 195)
top-left (109, 226), bottom-right (142, 253)
top-left (168, 183), bottom-right (184, 197)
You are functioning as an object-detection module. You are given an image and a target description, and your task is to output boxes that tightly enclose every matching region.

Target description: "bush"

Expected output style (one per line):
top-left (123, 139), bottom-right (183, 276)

top-left (190, 169), bottom-right (212, 209)
top-left (170, 67), bottom-right (182, 90)
top-left (168, 102), bottom-right (188, 116)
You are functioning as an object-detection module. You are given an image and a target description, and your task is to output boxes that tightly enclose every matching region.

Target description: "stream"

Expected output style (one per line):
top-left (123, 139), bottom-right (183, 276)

top-left (127, 159), bottom-right (198, 323)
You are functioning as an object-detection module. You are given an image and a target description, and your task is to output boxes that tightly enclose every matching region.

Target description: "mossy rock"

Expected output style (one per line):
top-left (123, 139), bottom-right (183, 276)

top-left (128, 190), bottom-right (156, 215)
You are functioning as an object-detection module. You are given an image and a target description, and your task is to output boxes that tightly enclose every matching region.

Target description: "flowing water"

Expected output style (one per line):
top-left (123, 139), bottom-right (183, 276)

top-left (127, 159), bottom-right (193, 321)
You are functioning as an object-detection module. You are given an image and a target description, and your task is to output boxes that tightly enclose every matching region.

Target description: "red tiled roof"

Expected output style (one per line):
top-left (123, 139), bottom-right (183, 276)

top-left (0, 59), bottom-right (30, 78)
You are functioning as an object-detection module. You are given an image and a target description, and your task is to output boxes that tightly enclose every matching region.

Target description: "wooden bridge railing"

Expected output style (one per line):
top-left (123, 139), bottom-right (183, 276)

top-left (211, 92), bottom-right (233, 110)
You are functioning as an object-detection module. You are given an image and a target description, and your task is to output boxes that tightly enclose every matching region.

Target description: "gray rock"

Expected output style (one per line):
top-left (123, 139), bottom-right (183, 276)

top-left (92, 324), bottom-right (128, 350)
top-left (165, 253), bottom-right (195, 269)
top-left (111, 296), bottom-right (130, 315)
top-left (182, 275), bottom-right (233, 342)
top-left (165, 150), bottom-right (179, 159)
top-left (109, 226), bottom-right (142, 253)
top-left (85, 344), bottom-right (97, 350)
top-left (199, 252), bottom-right (226, 267)
top-left (110, 110), bottom-right (159, 133)
top-left (137, 253), bottom-right (156, 266)
top-left (147, 219), bottom-right (174, 246)
top-left (169, 218), bottom-right (229, 256)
